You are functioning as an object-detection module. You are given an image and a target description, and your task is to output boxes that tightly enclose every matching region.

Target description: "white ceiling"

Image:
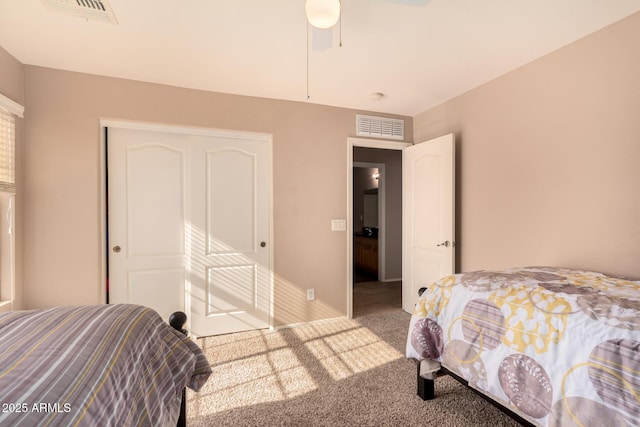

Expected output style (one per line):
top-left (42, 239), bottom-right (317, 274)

top-left (1, 0), bottom-right (639, 116)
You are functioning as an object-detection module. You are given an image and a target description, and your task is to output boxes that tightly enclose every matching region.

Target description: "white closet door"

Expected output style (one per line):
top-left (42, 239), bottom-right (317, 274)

top-left (187, 134), bottom-right (271, 336)
top-left (108, 126), bottom-right (272, 336)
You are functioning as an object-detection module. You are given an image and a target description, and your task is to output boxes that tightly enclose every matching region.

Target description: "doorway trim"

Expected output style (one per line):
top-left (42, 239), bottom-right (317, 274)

top-left (347, 137), bottom-right (412, 319)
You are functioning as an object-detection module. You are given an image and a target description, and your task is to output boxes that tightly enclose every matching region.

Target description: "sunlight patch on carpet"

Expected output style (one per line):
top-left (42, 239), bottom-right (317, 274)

top-left (304, 326), bottom-right (403, 380)
top-left (190, 316), bottom-right (403, 416)
top-left (190, 348), bottom-right (317, 415)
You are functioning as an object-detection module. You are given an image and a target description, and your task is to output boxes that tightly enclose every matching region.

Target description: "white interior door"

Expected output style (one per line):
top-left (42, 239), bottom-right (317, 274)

top-left (108, 128), bottom-right (188, 322)
top-left (402, 133), bottom-right (455, 313)
top-left (187, 135), bottom-right (271, 336)
top-left (108, 126), bottom-right (272, 336)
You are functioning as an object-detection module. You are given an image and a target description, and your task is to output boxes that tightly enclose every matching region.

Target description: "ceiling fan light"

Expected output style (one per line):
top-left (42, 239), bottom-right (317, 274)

top-left (305, 0), bottom-right (341, 29)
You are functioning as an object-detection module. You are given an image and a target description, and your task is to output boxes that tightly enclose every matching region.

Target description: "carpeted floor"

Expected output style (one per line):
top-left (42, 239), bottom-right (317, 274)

top-left (353, 280), bottom-right (402, 317)
top-left (187, 309), bottom-right (523, 426)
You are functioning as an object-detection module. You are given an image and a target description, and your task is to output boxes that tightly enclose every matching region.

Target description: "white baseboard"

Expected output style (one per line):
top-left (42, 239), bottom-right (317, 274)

top-left (0, 300), bottom-right (13, 313)
top-left (275, 315), bottom-right (349, 331)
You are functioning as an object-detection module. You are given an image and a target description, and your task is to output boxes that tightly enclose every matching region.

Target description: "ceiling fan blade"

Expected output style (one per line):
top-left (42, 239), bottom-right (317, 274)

top-left (308, 0), bottom-right (426, 53)
top-left (311, 26), bottom-right (334, 51)
top-left (378, 0), bottom-right (430, 5)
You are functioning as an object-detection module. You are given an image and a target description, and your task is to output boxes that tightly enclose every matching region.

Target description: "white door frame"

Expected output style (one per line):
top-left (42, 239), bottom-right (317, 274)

top-left (347, 137), bottom-right (411, 319)
top-left (99, 119), bottom-right (274, 330)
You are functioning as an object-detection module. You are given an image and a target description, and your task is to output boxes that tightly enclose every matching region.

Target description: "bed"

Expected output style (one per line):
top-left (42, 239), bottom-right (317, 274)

top-left (0, 304), bottom-right (211, 426)
top-left (406, 266), bottom-right (640, 426)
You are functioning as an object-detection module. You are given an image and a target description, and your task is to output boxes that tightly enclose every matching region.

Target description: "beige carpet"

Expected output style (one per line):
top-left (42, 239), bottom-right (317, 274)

top-left (187, 309), bottom-right (522, 426)
top-left (353, 280), bottom-right (402, 317)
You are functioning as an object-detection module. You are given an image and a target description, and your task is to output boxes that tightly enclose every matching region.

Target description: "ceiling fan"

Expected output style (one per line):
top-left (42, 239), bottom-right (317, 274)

top-left (305, 0), bottom-right (430, 28)
top-left (305, 0), bottom-right (430, 50)
top-left (303, 0), bottom-right (430, 98)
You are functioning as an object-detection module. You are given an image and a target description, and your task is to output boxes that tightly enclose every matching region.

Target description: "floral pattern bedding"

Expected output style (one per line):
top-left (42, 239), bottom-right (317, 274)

top-left (406, 267), bottom-right (640, 426)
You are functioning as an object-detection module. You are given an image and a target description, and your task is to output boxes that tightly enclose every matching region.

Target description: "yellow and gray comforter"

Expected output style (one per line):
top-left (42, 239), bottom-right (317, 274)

top-left (406, 266), bottom-right (640, 426)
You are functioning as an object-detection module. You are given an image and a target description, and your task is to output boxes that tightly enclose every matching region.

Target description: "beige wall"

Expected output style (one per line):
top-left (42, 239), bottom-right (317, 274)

top-left (13, 9), bottom-right (640, 323)
top-left (0, 47), bottom-right (24, 309)
top-left (0, 47), bottom-right (23, 103)
top-left (414, 12), bottom-right (640, 279)
top-left (21, 65), bottom-right (412, 325)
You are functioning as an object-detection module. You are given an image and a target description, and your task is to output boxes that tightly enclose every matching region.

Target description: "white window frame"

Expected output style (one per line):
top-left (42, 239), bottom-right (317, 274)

top-left (0, 92), bottom-right (23, 311)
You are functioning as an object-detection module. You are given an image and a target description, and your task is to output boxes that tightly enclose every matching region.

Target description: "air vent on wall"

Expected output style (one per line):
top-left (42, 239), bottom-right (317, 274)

top-left (356, 114), bottom-right (404, 140)
top-left (42, 0), bottom-right (117, 24)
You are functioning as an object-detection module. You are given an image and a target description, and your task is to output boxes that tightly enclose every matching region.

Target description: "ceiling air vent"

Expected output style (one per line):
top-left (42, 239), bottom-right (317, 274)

top-left (356, 114), bottom-right (404, 140)
top-left (42, 0), bottom-right (117, 24)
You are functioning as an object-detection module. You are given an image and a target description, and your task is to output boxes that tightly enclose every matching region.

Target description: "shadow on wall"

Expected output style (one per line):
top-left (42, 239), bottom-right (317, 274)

top-left (182, 221), bottom-right (342, 334)
top-left (272, 274), bottom-right (344, 327)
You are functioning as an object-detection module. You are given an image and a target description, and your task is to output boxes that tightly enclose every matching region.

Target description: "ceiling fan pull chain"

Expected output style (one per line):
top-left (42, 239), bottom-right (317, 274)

top-left (306, 22), bottom-right (311, 100)
top-left (339, 0), bottom-right (343, 47)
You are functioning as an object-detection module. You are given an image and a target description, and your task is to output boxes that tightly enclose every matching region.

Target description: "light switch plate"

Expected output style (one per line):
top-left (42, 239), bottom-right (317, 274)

top-left (331, 219), bottom-right (346, 231)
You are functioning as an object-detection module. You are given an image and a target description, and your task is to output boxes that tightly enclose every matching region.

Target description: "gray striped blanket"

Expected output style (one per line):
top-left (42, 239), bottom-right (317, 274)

top-left (0, 304), bottom-right (211, 426)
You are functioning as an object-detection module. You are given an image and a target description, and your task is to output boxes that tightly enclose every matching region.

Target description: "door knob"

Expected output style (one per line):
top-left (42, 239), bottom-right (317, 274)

top-left (112, 245), bottom-right (121, 253)
top-left (436, 241), bottom-right (450, 247)
top-left (260, 241), bottom-right (266, 248)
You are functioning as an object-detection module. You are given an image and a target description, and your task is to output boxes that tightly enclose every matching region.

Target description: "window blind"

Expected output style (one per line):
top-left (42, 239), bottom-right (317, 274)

top-left (0, 93), bottom-right (22, 194)
top-left (0, 110), bottom-right (15, 193)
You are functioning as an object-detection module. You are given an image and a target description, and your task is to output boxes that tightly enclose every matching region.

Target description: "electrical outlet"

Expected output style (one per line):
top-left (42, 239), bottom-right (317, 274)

top-left (307, 288), bottom-right (315, 301)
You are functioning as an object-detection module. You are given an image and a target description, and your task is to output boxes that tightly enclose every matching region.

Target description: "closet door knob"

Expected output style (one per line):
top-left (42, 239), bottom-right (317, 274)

top-left (112, 245), bottom-right (122, 253)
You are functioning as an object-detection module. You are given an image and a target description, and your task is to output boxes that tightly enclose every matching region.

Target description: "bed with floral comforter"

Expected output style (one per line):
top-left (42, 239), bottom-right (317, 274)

top-left (406, 266), bottom-right (640, 426)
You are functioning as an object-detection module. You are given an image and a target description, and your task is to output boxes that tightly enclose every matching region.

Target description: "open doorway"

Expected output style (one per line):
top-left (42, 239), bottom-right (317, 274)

top-left (347, 138), bottom-right (411, 318)
top-left (353, 162), bottom-right (383, 283)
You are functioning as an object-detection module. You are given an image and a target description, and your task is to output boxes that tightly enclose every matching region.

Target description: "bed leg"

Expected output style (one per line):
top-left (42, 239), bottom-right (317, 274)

top-left (170, 312), bottom-right (188, 427)
top-left (416, 361), bottom-right (435, 400)
top-left (176, 389), bottom-right (186, 427)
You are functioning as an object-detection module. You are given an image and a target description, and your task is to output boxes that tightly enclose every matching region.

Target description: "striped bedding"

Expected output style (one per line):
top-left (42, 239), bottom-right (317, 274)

top-left (0, 304), bottom-right (211, 427)
top-left (406, 267), bottom-right (640, 426)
